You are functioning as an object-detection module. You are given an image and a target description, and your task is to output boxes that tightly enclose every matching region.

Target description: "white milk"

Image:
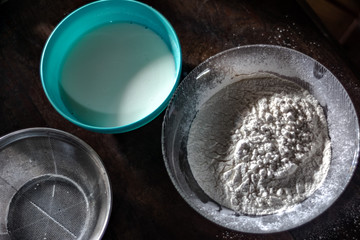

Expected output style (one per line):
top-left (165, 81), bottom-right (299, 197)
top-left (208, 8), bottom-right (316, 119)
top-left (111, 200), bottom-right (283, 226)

top-left (60, 22), bottom-right (176, 127)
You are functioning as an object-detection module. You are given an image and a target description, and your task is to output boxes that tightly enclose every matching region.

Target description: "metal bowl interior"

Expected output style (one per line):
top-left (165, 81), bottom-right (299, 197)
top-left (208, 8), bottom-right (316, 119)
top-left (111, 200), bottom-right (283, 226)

top-left (0, 128), bottom-right (111, 240)
top-left (162, 45), bottom-right (360, 233)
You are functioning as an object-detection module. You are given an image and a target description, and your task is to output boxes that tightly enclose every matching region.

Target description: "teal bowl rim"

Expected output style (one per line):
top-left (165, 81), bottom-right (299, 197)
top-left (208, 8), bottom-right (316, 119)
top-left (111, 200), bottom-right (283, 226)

top-left (40, 0), bottom-right (182, 134)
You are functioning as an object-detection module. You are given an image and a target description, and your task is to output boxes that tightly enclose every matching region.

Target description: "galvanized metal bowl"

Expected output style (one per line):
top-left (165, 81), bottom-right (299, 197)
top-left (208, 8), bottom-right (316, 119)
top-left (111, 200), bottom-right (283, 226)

top-left (162, 45), bottom-right (360, 233)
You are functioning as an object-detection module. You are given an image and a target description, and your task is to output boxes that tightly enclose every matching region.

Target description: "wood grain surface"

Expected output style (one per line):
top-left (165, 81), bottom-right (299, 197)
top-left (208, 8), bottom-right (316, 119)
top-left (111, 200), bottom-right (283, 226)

top-left (1, 0), bottom-right (359, 239)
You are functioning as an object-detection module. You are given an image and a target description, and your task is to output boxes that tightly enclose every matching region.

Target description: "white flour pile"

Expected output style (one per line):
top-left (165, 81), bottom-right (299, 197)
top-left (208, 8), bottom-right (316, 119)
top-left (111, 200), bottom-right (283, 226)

top-left (187, 73), bottom-right (331, 215)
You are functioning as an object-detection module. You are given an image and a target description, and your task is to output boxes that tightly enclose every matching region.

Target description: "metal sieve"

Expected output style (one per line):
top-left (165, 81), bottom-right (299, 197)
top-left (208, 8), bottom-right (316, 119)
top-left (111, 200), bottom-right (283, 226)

top-left (0, 128), bottom-right (111, 240)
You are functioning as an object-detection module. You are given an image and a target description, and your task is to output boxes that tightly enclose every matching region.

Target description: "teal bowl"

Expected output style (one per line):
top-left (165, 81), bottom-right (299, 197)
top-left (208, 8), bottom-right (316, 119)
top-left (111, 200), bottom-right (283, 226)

top-left (40, 0), bottom-right (182, 133)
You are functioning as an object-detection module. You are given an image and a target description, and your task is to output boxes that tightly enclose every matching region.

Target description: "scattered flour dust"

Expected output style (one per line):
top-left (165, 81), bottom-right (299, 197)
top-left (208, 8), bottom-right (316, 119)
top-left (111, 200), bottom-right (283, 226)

top-left (187, 73), bottom-right (331, 215)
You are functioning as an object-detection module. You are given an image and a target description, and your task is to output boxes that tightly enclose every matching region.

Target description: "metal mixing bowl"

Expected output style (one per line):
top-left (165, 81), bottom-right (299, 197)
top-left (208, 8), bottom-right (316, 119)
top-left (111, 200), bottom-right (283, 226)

top-left (162, 45), bottom-right (360, 233)
top-left (0, 128), bottom-right (111, 240)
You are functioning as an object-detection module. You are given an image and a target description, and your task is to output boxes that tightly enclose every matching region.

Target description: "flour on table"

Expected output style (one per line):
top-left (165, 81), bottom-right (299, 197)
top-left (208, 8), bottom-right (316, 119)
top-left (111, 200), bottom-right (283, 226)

top-left (187, 73), bottom-right (331, 215)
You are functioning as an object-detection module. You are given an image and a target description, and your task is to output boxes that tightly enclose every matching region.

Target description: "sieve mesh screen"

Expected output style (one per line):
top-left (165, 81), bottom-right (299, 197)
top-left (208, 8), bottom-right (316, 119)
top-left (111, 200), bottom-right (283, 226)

top-left (7, 176), bottom-right (89, 240)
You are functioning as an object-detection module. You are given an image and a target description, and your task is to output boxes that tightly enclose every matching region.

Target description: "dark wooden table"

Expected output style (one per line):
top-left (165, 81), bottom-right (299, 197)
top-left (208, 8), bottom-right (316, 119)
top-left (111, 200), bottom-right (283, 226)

top-left (1, 0), bottom-right (360, 239)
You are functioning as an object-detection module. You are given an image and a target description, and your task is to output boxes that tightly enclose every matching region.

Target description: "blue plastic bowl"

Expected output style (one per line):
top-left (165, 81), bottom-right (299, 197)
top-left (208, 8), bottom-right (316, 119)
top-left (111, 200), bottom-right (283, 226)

top-left (40, 0), bottom-right (182, 133)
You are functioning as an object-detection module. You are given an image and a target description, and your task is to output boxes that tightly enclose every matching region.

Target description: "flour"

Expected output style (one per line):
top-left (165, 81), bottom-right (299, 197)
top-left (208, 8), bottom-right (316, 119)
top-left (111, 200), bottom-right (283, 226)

top-left (187, 73), bottom-right (331, 215)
